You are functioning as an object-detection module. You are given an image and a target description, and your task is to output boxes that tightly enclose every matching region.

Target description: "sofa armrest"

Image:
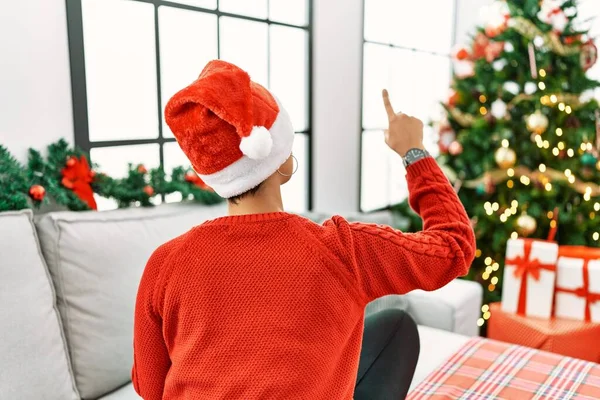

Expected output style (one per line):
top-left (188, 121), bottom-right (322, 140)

top-left (365, 279), bottom-right (482, 337)
top-left (404, 279), bottom-right (483, 337)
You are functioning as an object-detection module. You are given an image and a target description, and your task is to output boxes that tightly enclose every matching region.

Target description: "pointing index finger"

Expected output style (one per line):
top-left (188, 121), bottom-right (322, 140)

top-left (382, 89), bottom-right (395, 120)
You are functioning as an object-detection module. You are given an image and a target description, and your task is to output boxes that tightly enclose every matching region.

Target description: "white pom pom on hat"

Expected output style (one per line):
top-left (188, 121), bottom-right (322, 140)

top-left (240, 126), bottom-right (274, 160)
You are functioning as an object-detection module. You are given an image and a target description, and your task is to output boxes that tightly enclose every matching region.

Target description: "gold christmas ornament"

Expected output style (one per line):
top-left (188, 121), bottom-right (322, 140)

top-left (516, 212), bottom-right (537, 237)
top-left (526, 111), bottom-right (549, 134)
top-left (495, 146), bottom-right (517, 169)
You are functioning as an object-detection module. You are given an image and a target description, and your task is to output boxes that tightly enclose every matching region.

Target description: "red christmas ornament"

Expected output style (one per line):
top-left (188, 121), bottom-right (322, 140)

top-left (185, 171), bottom-right (212, 191)
top-left (449, 141), bottom-right (463, 156)
top-left (438, 126), bottom-right (456, 154)
top-left (565, 35), bottom-right (582, 45)
top-left (137, 164), bottom-right (148, 174)
top-left (581, 40), bottom-right (598, 71)
top-left (29, 185), bottom-right (46, 201)
top-left (448, 90), bottom-right (460, 107)
top-left (61, 155), bottom-right (97, 210)
top-left (455, 47), bottom-right (470, 61)
top-left (143, 185), bottom-right (155, 197)
top-left (66, 156), bottom-right (77, 168)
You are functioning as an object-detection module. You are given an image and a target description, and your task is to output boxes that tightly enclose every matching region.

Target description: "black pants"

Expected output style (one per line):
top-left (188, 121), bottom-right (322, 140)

top-left (354, 309), bottom-right (420, 400)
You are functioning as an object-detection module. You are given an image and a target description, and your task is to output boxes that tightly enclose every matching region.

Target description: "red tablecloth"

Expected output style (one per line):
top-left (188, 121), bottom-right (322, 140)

top-left (408, 337), bottom-right (600, 399)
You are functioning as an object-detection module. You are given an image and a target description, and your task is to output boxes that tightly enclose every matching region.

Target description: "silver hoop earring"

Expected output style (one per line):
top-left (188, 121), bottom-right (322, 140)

top-left (277, 154), bottom-right (298, 177)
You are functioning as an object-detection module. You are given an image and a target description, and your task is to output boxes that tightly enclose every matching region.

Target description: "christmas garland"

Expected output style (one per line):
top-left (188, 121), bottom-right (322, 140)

top-left (509, 17), bottom-right (580, 56)
top-left (1, 139), bottom-right (223, 212)
top-left (463, 165), bottom-right (600, 197)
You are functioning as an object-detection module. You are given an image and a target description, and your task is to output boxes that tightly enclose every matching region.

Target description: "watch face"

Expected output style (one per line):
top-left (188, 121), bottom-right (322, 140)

top-left (404, 149), bottom-right (428, 167)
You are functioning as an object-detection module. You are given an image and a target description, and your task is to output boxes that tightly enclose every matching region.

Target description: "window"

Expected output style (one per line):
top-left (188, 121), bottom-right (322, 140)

top-left (66, 0), bottom-right (312, 212)
top-left (360, 0), bottom-right (456, 211)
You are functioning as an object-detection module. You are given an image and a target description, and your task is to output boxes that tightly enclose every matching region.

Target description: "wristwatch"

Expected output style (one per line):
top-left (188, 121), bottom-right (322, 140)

top-left (402, 148), bottom-right (430, 168)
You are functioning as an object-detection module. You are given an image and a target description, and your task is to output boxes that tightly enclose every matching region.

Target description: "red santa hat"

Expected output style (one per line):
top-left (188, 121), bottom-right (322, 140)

top-left (165, 60), bottom-right (294, 198)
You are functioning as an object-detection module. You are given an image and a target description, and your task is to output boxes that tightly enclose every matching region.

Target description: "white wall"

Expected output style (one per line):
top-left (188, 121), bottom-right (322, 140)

top-left (0, 0), bottom-right (74, 163)
top-left (312, 0), bottom-right (364, 213)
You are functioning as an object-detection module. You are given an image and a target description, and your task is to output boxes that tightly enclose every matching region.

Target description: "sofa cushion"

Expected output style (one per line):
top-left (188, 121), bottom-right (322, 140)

top-left (35, 203), bottom-right (227, 399)
top-left (404, 279), bottom-right (483, 337)
top-left (302, 210), bottom-right (394, 225)
top-left (97, 383), bottom-right (141, 400)
top-left (410, 326), bottom-right (470, 393)
top-left (0, 210), bottom-right (79, 400)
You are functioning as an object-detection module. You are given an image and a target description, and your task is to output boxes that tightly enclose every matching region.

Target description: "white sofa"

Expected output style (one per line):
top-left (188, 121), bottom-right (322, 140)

top-left (0, 204), bottom-right (481, 399)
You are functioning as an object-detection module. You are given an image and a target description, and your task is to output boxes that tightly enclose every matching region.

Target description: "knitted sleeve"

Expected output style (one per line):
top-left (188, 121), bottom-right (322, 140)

top-left (327, 157), bottom-right (475, 304)
top-left (132, 242), bottom-right (173, 400)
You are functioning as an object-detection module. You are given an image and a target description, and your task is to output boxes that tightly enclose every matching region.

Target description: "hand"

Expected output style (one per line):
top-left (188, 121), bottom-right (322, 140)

top-left (382, 89), bottom-right (425, 157)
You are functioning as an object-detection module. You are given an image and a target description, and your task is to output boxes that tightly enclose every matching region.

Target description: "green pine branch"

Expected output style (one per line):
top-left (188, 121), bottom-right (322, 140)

top-left (0, 146), bottom-right (30, 211)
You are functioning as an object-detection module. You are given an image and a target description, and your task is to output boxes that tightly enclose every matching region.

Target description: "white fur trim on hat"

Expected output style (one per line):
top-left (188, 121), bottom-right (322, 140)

top-left (198, 97), bottom-right (295, 198)
top-left (239, 126), bottom-right (273, 160)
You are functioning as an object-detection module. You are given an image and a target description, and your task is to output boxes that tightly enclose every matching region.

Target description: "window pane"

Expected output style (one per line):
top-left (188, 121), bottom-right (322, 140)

top-left (94, 194), bottom-right (119, 212)
top-left (390, 50), bottom-right (450, 123)
top-left (219, 17), bottom-right (269, 87)
top-left (362, 43), bottom-right (391, 130)
top-left (219, 0), bottom-right (268, 19)
top-left (163, 142), bottom-right (192, 173)
top-left (82, 0), bottom-right (158, 142)
top-left (162, 142), bottom-right (188, 203)
top-left (159, 7), bottom-right (218, 138)
top-left (361, 130), bottom-right (390, 212)
top-left (270, 26), bottom-right (308, 131)
top-left (282, 134), bottom-right (308, 212)
top-left (269, 0), bottom-right (308, 26)
top-left (390, 0), bottom-right (454, 54)
top-left (167, 0), bottom-right (216, 9)
top-left (364, 0), bottom-right (454, 54)
top-left (90, 144), bottom-right (160, 178)
top-left (389, 151), bottom-right (408, 205)
top-left (364, 0), bottom-right (392, 44)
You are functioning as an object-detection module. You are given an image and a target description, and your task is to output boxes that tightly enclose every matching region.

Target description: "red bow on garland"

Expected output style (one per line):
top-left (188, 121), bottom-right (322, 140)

top-left (506, 240), bottom-right (556, 315)
top-left (61, 156), bottom-right (97, 210)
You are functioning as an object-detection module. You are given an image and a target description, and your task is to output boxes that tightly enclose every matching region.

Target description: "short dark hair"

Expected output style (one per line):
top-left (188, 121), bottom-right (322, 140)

top-left (227, 182), bottom-right (264, 205)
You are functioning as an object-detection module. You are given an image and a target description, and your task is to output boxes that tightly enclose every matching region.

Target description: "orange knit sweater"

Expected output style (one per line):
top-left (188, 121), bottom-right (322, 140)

top-left (132, 158), bottom-right (475, 399)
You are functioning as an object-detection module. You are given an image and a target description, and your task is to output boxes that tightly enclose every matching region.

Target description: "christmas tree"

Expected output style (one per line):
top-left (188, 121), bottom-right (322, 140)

top-left (395, 0), bottom-right (600, 324)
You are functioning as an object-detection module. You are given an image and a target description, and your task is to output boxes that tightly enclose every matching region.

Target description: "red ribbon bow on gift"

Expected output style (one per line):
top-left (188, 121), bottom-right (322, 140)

top-left (555, 249), bottom-right (600, 322)
top-left (506, 240), bottom-right (557, 316)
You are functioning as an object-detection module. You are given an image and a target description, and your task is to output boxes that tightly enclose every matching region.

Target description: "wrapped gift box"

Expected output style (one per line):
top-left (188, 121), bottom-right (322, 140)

top-left (555, 246), bottom-right (600, 323)
top-left (488, 302), bottom-right (600, 363)
top-left (501, 239), bottom-right (558, 319)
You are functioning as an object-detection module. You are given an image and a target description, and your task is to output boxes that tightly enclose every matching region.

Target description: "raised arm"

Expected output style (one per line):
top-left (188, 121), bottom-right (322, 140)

top-left (330, 90), bottom-right (476, 303)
